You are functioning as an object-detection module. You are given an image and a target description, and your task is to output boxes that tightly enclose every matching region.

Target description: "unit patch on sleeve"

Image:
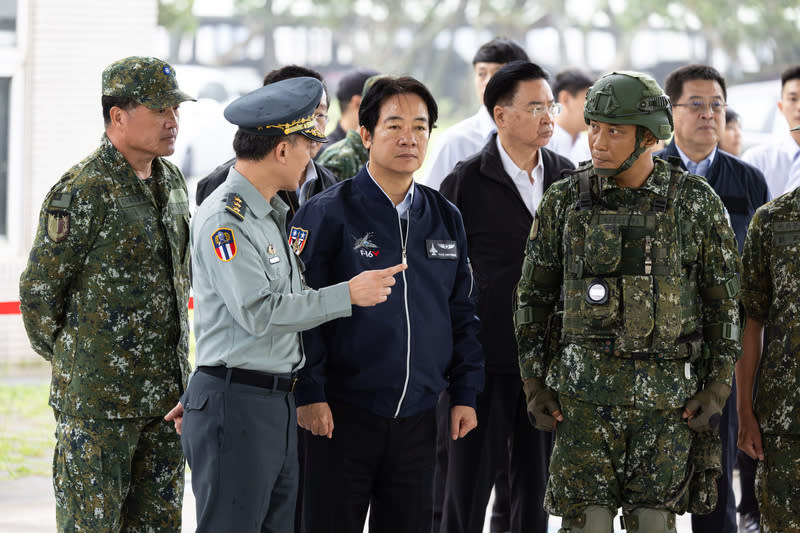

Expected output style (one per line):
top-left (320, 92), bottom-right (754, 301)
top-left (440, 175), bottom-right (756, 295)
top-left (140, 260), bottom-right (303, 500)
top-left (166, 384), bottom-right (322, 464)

top-left (47, 211), bottom-right (70, 242)
top-left (426, 239), bottom-right (458, 260)
top-left (212, 227), bottom-right (237, 261)
top-left (288, 226), bottom-right (309, 255)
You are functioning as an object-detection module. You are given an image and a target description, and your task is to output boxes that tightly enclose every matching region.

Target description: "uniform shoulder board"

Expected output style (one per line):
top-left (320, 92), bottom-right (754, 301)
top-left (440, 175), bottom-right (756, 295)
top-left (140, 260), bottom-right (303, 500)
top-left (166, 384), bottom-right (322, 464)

top-left (225, 193), bottom-right (248, 221)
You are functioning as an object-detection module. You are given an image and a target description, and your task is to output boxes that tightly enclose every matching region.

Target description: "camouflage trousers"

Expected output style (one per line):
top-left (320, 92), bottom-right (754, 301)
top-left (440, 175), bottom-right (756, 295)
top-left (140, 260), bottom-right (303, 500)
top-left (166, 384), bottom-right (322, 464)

top-left (545, 394), bottom-right (692, 519)
top-left (756, 433), bottom-right (800, 532)
top-left (53, 411), bottom-right (184, 532)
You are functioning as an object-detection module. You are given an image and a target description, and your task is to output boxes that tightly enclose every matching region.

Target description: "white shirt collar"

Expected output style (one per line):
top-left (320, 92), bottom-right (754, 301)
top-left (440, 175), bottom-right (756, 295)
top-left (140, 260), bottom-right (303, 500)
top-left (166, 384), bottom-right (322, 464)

top-left (366, 163), bottom-right (415, 219)
top-left (676, 144), bottom-right (717, 176)
top-left (496, 135), bottom-right (544, 216)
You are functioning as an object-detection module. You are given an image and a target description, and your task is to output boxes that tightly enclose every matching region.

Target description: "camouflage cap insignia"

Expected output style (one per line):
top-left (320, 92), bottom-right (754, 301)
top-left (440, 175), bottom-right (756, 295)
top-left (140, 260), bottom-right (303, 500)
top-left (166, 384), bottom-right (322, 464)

top-left (225, 193), bottom-right (247, 221)
top-left (288, 226), bottom-right (309, 255)
top-left (212, 227), bottom-right (237, 261)
top-left (47, 211), bottom-right (70, 242)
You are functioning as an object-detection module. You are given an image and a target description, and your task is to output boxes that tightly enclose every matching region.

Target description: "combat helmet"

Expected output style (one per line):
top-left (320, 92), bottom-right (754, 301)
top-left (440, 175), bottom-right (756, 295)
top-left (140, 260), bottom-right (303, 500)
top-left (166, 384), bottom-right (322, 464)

top-left (584, 71), bottom-right (673, 176)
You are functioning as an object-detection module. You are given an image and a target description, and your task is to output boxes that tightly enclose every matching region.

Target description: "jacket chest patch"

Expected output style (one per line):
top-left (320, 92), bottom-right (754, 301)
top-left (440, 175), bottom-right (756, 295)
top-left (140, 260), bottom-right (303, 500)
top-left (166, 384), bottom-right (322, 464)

top-left (426, 240), bottom-right (457, 260)
top-left (353, 232), bottom-right (381, 258)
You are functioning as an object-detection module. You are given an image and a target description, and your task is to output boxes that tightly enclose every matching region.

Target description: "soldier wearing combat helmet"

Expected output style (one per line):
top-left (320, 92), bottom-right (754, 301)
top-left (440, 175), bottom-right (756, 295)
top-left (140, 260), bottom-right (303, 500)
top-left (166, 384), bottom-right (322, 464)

top-left (19, 56), bottom-right (195, 531)
top-left (514, 71), bottom-right (742, 532)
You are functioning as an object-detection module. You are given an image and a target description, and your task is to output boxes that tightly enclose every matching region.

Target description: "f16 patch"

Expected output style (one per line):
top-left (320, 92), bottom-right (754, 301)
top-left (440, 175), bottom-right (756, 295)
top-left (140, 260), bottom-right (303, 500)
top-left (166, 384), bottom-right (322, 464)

top-left (288, 226), bottom-right (309, 255)
top-left (212, 228), bottom-right (237, 261)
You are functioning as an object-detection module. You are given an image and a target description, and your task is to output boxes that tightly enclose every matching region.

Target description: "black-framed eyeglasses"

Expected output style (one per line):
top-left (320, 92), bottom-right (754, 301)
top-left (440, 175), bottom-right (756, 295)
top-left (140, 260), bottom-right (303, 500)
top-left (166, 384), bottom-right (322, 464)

top-left (673, 100), bottom-right (727, 114)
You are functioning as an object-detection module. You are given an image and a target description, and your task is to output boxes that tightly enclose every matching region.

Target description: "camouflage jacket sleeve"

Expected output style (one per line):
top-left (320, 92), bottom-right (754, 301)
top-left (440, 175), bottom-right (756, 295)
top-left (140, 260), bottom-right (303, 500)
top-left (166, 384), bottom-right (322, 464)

top-left (739, 206), bottom-right (771, 322)
top-left (515, 180), bottom-right (571, 381)
top-left (19, 173), bottom-right (102, 361)
top-left (684, 176), bottom-right (743, 385)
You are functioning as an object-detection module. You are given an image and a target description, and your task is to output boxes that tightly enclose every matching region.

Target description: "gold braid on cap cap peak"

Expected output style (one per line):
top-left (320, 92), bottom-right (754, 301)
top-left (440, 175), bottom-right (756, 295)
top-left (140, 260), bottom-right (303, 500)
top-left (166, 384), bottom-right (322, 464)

top-left (257, 113), bottom-right (323, 136)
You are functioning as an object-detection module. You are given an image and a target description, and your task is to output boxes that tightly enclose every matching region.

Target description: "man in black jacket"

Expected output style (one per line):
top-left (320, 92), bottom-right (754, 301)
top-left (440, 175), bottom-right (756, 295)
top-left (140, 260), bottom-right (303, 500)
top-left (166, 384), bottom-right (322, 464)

top-left (655, 64), bottom-right (769, 533)
top-left (439, 60), bottom-right (574, 533)
top-left (195, 65), bottom-right (338, 224)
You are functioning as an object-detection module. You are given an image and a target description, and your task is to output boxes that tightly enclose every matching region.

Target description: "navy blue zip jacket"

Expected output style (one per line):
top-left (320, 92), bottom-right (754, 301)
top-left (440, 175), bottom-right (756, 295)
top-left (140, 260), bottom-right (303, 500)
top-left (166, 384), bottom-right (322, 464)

top-left (656, 142), bottom-right (770, 253)
top-left (290, 167), bottom-right (485, 418)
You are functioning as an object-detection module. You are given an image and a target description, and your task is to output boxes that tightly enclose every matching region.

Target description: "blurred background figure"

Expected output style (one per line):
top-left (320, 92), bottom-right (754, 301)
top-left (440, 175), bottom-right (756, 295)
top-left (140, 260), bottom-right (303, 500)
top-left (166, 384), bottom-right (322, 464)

top-left (315, 68), bottom-right (378, 159)
top-left (720, 108), bottom-right (743, 156)
top-left (548, 69), bottom-right (593, 165)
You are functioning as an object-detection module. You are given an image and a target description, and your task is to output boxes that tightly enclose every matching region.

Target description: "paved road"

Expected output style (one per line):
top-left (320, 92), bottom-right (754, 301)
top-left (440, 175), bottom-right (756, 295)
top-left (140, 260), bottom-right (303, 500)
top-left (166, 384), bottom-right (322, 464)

top-left (0, 472), bottom-right (733, 532)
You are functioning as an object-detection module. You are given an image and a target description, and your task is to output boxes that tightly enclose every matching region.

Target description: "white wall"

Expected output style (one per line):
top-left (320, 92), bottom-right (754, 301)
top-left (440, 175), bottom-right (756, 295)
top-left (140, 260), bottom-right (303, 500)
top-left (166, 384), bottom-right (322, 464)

top-left (2, 0), bottom-right (160, 299)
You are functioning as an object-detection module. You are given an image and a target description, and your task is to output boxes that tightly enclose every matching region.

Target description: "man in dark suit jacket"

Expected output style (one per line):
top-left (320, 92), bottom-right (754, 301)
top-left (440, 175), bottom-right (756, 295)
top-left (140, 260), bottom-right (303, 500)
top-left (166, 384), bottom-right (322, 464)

top-left (656, 64), bottom-right (769, 533)
top-left (439, 61), bottom-right (574, 533)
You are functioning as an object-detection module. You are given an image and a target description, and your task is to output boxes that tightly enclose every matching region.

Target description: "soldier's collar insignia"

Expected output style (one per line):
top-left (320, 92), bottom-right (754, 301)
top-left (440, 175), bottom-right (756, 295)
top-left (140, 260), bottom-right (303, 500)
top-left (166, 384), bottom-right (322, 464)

top-left (212, 227), bottom-right (237, 262)
top-left (288, 226), bottom-right (309, 255)
top-left (225, 193), bottom-right (248, 221)
top-left (47, 211), bottom-right (70, 242)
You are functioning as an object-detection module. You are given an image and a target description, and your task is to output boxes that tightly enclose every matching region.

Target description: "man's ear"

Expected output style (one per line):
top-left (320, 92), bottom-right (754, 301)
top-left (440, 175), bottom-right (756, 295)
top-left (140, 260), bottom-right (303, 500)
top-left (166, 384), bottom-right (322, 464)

top-left (274, 139), bottom-right (290, 162)
top-left (109, 106), bottom-right (126, 128)
top-left (642, 129), bottom-right (658, 149)
top-left (359, 125), bottom-right (372, 150)
top-left (492, 105), bottom-right (505, 127)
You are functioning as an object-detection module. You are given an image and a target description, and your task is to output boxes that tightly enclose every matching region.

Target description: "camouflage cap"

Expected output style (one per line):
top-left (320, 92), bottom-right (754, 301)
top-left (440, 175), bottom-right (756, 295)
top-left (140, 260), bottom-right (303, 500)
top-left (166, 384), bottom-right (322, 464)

top-left (224, 77), bottom-right (327, 142)
top-left (102, 56), bottom-right (196, 109)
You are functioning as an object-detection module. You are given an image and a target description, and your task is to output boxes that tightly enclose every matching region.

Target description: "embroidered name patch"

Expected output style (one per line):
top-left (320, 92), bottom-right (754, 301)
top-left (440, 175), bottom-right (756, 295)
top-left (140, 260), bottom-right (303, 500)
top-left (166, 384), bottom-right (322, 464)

top-left (212, 228), bottom-right (237, 261)
top-left (288, 226), bottom-right (309, 255)
top-left (426, 240), bottom-right (458, 260)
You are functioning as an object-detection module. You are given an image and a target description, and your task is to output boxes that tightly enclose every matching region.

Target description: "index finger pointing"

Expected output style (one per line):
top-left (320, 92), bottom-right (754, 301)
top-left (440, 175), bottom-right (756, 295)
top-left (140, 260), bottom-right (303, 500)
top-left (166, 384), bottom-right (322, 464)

top-left (382, 263), bottom-right (408, 276)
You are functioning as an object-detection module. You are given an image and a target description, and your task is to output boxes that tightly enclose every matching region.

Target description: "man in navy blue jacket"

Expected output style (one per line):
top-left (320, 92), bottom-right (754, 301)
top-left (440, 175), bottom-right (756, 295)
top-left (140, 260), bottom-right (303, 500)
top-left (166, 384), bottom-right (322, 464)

top-left (656, 64), bottom-right (769, 533)
top-left (291, 76), bottom-right (485, 533)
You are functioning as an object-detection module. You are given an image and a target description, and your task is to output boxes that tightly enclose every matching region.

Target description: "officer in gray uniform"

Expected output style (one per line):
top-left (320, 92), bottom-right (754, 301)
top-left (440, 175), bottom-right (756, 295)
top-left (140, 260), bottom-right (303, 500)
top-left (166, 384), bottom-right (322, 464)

top-left (165, 77), bottom-right (406, 533)
top-left (20, 56), bottom-right (195, 532)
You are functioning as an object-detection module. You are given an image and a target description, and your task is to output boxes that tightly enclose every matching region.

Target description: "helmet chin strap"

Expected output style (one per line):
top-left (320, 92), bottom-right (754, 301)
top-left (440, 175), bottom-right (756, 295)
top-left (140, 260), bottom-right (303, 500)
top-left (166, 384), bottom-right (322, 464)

top-left (595, 126), bottom-right (648, 177)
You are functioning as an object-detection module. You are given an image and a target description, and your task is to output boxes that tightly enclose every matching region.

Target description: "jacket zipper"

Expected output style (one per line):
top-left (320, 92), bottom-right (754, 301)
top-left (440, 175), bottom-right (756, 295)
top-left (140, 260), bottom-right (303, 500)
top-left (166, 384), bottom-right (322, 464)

top-left (394, 213), bottom-right (412, 418)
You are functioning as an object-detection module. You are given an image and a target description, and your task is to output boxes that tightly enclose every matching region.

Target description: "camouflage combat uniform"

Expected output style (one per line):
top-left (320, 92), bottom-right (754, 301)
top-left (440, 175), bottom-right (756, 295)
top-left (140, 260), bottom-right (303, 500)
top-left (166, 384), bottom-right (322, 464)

top-left (315, 128), bottom-right (369, 180)
top-left (740, 187), bottom-right (800, 532)
top-left (514, 157), bottom-right (742, 521)
top-left (19, 134), bottom-right (191, 532)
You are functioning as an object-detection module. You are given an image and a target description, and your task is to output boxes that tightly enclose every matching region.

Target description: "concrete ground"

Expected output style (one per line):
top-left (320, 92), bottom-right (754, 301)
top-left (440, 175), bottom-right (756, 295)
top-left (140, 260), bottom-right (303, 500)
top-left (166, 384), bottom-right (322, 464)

top-left (0, 471), bottom-right (740, 533)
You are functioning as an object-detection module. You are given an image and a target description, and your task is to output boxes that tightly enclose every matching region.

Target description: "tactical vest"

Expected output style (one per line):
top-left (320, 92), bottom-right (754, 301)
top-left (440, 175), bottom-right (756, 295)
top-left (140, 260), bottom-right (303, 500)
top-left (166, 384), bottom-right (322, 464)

top-left (561, 161), bottom-right (701, 357)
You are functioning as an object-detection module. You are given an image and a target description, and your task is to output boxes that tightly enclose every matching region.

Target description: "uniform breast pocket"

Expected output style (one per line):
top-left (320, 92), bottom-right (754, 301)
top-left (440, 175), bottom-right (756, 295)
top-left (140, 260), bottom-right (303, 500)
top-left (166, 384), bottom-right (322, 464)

top-left (263, 257), bottom-right (290, 289)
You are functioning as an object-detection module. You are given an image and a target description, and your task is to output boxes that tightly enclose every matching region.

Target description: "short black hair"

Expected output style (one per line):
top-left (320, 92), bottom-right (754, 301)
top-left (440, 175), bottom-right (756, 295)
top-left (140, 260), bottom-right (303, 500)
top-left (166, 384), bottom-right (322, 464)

top-left (553, 69), bottom-right (593, 99)
top-left (358, 76), bottom-right (438, 136)
top-left (336, 68), bottom-right (379, 106)
top-left (664, 64), bottom-right (727, 103)
top-left (483, 61), bottom-right (550, 119)
top-left (725, 107), bottom-right (740, 125)
top-left (781, 65), bottom-right (800, 88)
top-left (102, 95), bottom-right (139, 125)
top-left (472, 37), bottom-right (529, 65)
top-left (233, 130), bottom-right (299, 162)
top-left (263, 65), bottom-right (328, 106)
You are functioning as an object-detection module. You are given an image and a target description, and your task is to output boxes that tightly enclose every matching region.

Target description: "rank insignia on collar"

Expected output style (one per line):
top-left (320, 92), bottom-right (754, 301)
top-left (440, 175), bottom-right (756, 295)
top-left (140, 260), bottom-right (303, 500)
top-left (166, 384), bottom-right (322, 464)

top-left (212, 227), bottom-right (237, 261)
top-left (225, 193), bottom-right (247, 221)
top-left (47, 211), bottom-right (70, 242)
top-left (288, 226), bottom-right (309, 255)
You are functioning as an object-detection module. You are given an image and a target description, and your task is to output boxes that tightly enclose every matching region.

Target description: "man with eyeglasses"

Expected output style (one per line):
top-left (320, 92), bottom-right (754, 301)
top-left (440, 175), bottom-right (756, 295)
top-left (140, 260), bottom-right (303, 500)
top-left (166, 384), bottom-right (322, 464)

top-left (439, 60), bottom-right (573, 533)
top-left (656, 64), bottom-right (769, 533)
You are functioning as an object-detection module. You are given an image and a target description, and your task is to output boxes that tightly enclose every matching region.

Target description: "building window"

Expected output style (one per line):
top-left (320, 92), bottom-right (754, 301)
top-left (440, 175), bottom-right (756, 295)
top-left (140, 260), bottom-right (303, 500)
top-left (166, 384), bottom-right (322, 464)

top-left (0, 0), bottom-right (15, 47)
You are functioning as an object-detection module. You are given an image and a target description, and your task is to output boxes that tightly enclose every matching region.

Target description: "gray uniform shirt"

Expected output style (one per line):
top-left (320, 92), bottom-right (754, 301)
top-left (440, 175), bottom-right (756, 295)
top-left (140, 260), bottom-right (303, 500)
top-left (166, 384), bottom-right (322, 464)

top-left (191, 168), bottom-right (352, 374)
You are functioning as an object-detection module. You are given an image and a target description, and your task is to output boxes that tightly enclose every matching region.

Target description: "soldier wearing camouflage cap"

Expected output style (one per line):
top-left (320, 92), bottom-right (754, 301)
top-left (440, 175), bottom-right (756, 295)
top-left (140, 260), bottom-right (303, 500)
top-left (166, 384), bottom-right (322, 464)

top-left (19, 56), bottom-right (195, 531)
top-left (165, 76), bottom-right (406, 532)
top-left (514, 71), bottom-right (742, 532)
top-left (736, 140), bottom-right (800, 530)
